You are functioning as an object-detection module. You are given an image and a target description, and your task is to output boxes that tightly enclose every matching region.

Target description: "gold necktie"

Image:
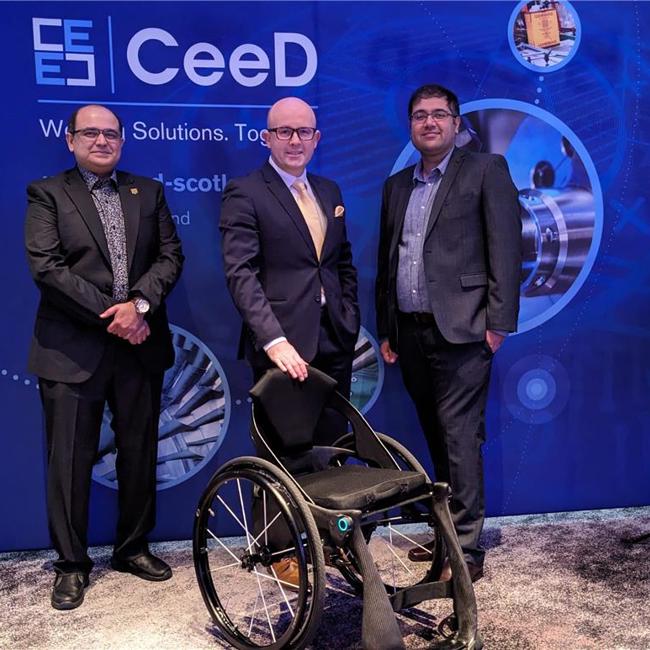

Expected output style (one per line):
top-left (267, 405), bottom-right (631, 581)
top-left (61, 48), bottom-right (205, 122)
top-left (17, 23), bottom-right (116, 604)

top-left (293, 181), bottom-right (325, 259)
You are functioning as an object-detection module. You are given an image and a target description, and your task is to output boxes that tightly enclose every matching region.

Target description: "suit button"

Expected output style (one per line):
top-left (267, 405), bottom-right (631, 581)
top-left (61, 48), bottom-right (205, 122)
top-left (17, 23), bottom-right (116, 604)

top-left (314, 296), bottom-right (320, 303)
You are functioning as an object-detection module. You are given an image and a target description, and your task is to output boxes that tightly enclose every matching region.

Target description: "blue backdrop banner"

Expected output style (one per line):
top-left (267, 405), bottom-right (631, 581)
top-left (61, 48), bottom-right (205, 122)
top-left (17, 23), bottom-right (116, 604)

top-left (1, 1), bottom-right (648, 552)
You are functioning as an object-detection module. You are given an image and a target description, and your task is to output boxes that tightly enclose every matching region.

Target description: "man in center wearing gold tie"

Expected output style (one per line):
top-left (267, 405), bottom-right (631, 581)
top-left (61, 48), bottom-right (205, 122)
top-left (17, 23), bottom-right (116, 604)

top-left (220, 98), bottom-right (360, 583)
top-left (221, 96), bottom-right (359, 406)
top-left (221, 95), bottom-right (359, 390)
top-left (221, 97), bottom-right (359, 581)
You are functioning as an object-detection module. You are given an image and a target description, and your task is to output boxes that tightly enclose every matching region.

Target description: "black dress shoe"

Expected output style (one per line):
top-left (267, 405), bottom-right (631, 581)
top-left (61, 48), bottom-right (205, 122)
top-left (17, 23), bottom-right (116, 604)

top-left (467, 562), bottom-right (484, 583)
top-left (407, 540), bottom-right (436, 562)
top-left (51, 572), bottom-right (89, 610)
top-left (110, 552), bottom-right (172, 581)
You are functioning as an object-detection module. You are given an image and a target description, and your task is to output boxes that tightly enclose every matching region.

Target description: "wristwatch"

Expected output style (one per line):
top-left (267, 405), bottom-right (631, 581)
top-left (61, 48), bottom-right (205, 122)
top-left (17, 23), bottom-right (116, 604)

top-left (132, 297), bottom-right (150, 315)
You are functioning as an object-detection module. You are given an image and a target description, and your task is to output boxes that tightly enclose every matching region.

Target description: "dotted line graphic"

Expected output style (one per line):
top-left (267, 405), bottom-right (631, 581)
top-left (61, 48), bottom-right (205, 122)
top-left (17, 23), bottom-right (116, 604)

top-left (502, 327), bottom-right (544, 510)
top-left (0, 369), bottom-right (38, 389)
top-left (535, 75), bottom-right (544, 106)
top-left (418, 2), bottom-right (486, 101)
top-left (556, 3), bottom-right (641, 359)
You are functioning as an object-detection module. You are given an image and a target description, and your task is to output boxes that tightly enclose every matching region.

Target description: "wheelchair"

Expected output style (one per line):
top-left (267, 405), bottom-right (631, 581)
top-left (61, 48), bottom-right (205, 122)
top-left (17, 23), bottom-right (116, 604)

top-left (193, 367), bottom-right (482, 649)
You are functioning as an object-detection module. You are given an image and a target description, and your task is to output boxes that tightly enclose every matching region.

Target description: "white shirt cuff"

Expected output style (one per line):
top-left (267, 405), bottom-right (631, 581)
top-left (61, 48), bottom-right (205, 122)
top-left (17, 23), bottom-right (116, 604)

top-left (263, 336), bottom-right (287, 352)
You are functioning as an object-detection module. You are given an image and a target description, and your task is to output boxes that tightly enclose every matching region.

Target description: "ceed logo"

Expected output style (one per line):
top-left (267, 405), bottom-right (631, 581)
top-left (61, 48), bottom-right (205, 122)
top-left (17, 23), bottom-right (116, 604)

top-left (127, 28), bottom-right (316, 87)
top-left (33, 18), bottom-right (96, 86)
top-left (32, 17), bottom-right (317, 90)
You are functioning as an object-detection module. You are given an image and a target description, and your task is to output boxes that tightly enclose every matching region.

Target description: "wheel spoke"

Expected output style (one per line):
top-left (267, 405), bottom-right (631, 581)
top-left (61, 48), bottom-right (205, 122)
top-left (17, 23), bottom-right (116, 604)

top-left (206, 527), bottom-right (242, 565)
top-left (216, 494), bottom-right (249, 537)
top-left (247, 591), bottom-right (261, 637)
top-left (380, 530), bottom-right (414, 575)
top-left (253, 563), bottom-right (277, 643)
top-left (385, 523), bottom-right (429, 547)
top-left (258, 567), bottom-right (296, 616)
top-left (389, 524), bottom-right (397, 589)
top-left (237, 478), bottom-right (256, 554)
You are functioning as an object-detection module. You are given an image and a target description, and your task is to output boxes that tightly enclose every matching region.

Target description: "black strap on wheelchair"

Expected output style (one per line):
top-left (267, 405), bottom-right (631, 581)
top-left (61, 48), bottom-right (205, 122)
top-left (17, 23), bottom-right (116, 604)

top-left (328, 391), bottom-right (401, 469)
top-left (350, 525), bottom-right (405, 650)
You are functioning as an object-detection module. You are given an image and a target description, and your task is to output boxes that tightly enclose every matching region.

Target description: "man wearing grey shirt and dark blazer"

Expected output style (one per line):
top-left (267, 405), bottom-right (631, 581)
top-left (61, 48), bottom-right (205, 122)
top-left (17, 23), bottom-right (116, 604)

top-left (376, 84), bottom-right (522, 582)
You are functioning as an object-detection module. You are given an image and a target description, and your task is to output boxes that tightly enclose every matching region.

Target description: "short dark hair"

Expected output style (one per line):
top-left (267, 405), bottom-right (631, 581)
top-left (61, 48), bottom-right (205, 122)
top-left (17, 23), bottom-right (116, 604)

top-left (408, 84), bottom-right (459, 119)
top-left (67, 105), bottom-right (123, 134)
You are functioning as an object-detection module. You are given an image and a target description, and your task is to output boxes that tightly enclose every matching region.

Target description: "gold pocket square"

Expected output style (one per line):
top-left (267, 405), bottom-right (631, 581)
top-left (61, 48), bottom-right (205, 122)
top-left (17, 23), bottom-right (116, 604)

top-left (334, 205), bottom-right (345, 218)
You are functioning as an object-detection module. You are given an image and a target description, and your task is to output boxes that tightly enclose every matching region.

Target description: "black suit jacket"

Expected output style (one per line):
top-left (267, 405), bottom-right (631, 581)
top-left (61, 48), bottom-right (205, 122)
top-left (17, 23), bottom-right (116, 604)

top-left (220, 161), bottom-right (359, 365)
top-left (376, 147), bottom-right (522, 348)
top-left (25, 167), bottom-right (184, 382)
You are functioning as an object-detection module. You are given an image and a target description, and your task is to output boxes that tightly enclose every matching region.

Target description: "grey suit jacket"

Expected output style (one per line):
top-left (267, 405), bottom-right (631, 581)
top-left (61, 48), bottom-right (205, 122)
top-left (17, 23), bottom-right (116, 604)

top-left (376, 146), bottom-right (522, 348)
top-left (25, 167), bottom-right (184, 382)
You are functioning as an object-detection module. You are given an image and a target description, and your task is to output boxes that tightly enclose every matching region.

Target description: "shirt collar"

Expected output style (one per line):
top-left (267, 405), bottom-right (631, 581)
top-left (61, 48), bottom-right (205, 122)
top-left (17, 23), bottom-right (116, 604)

top-left (413, 146), bottom-right (454, 184)
top-left (268, 156), bottom-right (308, 190)
top-left (78, 166), bottom-right (118, 190)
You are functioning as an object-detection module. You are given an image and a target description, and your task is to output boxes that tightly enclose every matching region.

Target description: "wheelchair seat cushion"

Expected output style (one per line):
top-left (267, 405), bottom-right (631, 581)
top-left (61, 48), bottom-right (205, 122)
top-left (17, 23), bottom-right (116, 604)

top-left (296, 465), bottom-right (426, 510)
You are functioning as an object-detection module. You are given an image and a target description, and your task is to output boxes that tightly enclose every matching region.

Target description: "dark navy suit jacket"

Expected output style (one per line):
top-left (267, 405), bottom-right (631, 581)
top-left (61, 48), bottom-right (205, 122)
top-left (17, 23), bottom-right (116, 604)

top-left (220, 161), bottom-right (359, 366)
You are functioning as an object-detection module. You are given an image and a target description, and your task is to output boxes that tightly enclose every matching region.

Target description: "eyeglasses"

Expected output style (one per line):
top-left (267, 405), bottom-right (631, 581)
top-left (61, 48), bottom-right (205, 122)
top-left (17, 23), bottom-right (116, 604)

top-left (69, 128), bottom-right (122, 142)
top-left (410, 110), bottom-right (458, 124)
top-left (268, 127), bottom-right (317, 141)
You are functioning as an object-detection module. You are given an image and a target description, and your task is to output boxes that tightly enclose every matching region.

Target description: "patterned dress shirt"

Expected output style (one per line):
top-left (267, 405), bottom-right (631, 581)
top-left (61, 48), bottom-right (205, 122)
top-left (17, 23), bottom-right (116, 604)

top-left (79, 166), bottom-right (129, 302)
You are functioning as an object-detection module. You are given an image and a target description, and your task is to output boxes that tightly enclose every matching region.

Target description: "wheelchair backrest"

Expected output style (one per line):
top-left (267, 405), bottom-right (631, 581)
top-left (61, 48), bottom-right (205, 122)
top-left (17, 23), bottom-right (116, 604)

top-left (249, 367), bottom-right (401, 476)
top-left (249, 367), bottom-right (338, 455)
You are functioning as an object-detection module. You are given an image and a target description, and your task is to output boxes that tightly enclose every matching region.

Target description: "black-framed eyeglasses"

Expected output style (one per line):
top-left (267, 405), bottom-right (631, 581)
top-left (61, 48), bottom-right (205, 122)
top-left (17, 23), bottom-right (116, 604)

top-left (268, 127), bottom-right (317, 141)
top-left (410, 110), bottom-right (458, 124)
top-left (69, 128), bottom-right (122, 142)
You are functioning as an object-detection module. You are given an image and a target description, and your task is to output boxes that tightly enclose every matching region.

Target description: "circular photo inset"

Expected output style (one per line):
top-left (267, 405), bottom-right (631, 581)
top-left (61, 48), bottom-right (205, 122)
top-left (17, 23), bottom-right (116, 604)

top-left (92, 325), bottom-right (231, 491)
top-left (508, 0), bottom-right (581, 72)
top-left (391, 99), bottom-right (603, 334)
top-left (350, 326), bottom-right (384, 414)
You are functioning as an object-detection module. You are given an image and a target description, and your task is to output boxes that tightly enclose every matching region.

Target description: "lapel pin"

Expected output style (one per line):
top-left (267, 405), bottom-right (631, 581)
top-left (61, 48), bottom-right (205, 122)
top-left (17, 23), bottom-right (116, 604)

top-left (334, 205), bottom-right (345, 218)
top-left (130, 188), bottom-right (139, 195)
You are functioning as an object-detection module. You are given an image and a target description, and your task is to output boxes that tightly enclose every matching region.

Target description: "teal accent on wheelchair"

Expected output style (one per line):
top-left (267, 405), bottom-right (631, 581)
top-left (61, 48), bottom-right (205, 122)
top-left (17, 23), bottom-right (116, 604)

top-left (337, 516), bottom-right (352, 532)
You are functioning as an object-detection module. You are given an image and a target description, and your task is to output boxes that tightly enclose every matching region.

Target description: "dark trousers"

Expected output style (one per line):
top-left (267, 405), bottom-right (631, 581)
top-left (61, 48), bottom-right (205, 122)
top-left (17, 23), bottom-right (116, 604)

top-left (252, 307), bottom-right (354, 445)
top-left (39, 339), bottom-right (163, 575)
top-left (251, 308), bottom-right (355, 550)
top-left (397, 312), bottom-right (493, 567)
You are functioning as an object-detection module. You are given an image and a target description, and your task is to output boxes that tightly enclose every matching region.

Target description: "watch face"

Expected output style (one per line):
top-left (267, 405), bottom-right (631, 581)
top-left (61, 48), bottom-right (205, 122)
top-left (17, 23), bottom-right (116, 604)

top-left (135, 298), bottom-right (149, 313)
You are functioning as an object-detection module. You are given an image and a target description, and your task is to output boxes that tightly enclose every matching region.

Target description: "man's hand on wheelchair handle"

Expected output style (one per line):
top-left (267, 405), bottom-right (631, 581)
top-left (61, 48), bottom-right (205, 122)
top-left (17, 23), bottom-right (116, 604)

top-left (266, 340), bottom-right (309, 381)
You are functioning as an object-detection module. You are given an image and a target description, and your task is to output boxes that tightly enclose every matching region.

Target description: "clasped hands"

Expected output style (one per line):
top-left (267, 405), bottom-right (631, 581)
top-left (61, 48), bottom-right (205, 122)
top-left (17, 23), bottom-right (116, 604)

top-left (100, 302), bottom-right (150, 345)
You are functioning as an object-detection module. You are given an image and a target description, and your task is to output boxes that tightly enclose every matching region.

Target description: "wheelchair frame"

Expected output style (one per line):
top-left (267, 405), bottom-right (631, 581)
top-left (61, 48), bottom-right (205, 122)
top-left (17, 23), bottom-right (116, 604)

top-left (193, 368), bottom-right (482, 650)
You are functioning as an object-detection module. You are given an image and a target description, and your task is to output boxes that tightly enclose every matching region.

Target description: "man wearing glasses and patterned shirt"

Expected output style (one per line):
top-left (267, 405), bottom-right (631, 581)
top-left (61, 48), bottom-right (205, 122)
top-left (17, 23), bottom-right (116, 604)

top-left (25, 104), bottom-right (184, 610)
top-left (376, 84), bottom-right (522, 583)
top-left (220, 97), bottom-right (360, 587)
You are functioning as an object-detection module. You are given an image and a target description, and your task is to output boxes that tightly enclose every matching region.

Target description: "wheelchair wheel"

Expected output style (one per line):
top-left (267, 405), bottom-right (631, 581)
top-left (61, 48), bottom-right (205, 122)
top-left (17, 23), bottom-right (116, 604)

top-left (193, 457), bottom-right (325, 650)
top-left (330, 433), bottom-right (446, 596)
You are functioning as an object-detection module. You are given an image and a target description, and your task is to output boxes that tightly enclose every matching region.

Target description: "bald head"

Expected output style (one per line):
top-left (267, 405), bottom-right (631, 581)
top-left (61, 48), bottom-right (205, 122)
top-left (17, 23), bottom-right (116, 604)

top-left (266, 97), bottom-right (316, 130)
top-left (262, 97), bottom-right (320, 177)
